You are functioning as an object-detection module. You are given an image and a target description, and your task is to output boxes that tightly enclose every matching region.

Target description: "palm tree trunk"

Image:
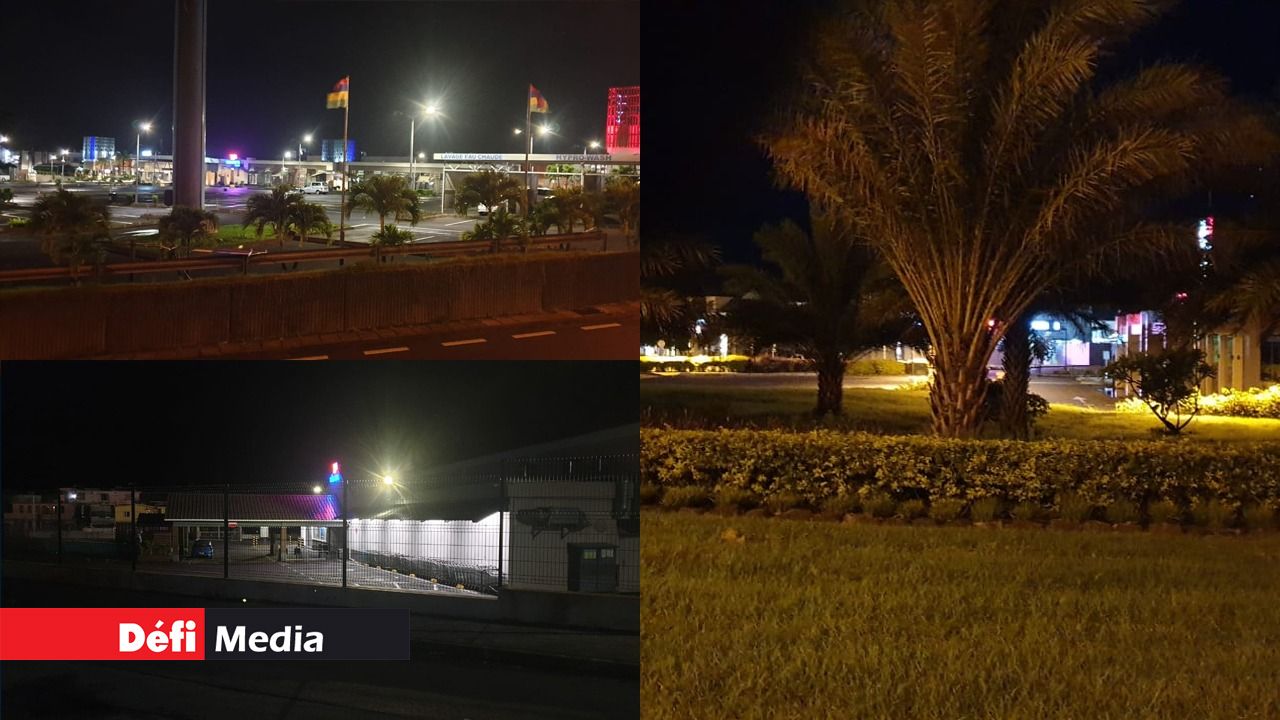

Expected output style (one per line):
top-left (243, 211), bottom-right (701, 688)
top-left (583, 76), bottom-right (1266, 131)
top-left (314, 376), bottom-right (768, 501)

top-left (815, 352), bottom-right (845, 417)
top-left (929, 339), bottom-right (989, 438)
top-left (1000, 313), bottom-right (1032, 440)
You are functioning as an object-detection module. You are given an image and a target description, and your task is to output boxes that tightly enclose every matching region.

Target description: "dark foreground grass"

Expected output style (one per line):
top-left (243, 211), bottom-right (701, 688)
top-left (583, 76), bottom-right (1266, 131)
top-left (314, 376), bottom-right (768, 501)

top-left (642, 511), bottom-right (1280, 719)
top-left (641, 383), bottom-right (1280, 441)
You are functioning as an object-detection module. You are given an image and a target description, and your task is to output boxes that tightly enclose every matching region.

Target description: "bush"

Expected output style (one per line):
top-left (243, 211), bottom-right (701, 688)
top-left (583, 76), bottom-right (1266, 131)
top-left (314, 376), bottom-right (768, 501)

top-left (862, 491), bottom-right (896, 518)
top-left (1196, 385), bottom-right (1280, 420)
top-left (847, 358), bottom-right (908, 376)
top-left (898, 499), bottom-right (927, 520)
top-left (929, 498), bottom-right (966, 522)
top-left (742, 356), bottom-right (814, 373)
top-left (1056, 492), bottom-right (1094, 523)
top-left (821, 494), bottom-right (860, 516)
top-left (970, 498), bottom-right (1004, 522)
top-left (641, 428), bottom-right (1280, 511)
top-left (1189, 499), bottom-right (1237, 529)
top-left (1011, 502), bottom-right (1047, 523)
top-left (1104, 499), bottom-right (1140, 524)
top-left (1242, 503), bottom-right (1276, 530)
top-left (715, 486), bottom-right (760, 510)
top-left (6, 217), bottom-right (29, 229)
top-left (660, 485), bottom-right (711, 509)
top-left (1147, 499), bottom-right (1181, 525)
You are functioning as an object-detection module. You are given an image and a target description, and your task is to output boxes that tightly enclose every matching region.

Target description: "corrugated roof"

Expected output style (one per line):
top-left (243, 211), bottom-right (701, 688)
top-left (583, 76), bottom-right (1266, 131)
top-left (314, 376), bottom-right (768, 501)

top-left (165, 493), bottom-right (341, 524)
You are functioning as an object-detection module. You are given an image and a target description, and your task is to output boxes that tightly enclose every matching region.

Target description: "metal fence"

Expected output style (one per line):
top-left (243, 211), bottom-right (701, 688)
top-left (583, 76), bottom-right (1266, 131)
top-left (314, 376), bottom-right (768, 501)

top-left (2, 453), bottom-right (638, 598)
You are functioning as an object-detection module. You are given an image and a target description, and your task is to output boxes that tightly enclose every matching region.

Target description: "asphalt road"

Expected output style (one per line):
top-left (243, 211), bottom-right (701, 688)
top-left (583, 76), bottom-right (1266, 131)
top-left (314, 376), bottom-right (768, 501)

top-left (2, 579), bottom-right (638, 720)
top-left (222, 306), bottom-right (639, 361)
top-left (644, 371), bottom-right (1116, 407)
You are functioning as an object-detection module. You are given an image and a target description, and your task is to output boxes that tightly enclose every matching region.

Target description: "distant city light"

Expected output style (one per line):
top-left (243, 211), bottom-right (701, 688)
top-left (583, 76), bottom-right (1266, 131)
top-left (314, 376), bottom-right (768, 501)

top-left (228, 153), bottom-right (238, 161)
top-left (328, 461), bottom-right (342, 484)
top-left (312, 485), bottom-right (322, 494)
top-left (141, 149), bottom-right (153, 157)
top-left (68, 492), bottom-right (77, 500)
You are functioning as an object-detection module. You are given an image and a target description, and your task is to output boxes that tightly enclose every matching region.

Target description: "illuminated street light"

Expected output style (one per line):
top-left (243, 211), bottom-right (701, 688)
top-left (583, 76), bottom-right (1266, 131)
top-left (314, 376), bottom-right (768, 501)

top-left (135, 121), bottom-right (152, 202)
top-left (312, 485), bottom-right (322, 494)
top-left (382, 474), bottom-right (395, 486)
top-left (408, 101), bottom-right (443, 191)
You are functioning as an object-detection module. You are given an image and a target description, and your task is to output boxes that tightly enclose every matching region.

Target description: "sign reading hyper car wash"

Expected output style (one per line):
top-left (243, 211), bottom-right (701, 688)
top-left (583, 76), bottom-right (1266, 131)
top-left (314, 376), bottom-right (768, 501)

top-left (0, 608), bottom-right (409, 660)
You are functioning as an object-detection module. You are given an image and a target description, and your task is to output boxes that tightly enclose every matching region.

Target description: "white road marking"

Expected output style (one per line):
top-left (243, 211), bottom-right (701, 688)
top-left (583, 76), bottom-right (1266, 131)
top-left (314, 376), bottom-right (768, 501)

top-left (445, 219), bottom-right (473, 226)
top-left (441, 338), bottom-right (487, 347)
top-left (289, 355), bottom-right (329, 361)
top-left (581, 322), bottom-right (623, 331)
top-left (512, 330), bottom-right (556, 339)
top-left (363, 346), bottom-right (410, 356)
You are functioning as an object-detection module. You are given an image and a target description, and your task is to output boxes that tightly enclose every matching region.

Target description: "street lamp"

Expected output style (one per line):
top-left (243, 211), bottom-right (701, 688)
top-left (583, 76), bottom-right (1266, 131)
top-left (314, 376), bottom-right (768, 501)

top-left (299, 133), bottom-right (312, 161)
top-left (407, 103), bottom-right (441, 192)
top-left (312, 485), bottom-right (322, 494)
top-left (382, 474), bottom-right (395, 486)
top-left (582, 139), bottom-right (601, 187)
top-left (135, 121), bottom-right (151, 202)
top-left (283, 150), bottom-right (294, 185)
top-left (59, 149), bottom-right (68, 181)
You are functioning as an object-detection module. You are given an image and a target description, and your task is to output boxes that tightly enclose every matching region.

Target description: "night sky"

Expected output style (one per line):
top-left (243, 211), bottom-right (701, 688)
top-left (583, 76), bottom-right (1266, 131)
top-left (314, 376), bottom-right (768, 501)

top-left (0, 362), bottom-right (636, 492)
top-left (646, 0), bottom-right (1280, 266)
top-left (4, 1), bottom-right (638, 160)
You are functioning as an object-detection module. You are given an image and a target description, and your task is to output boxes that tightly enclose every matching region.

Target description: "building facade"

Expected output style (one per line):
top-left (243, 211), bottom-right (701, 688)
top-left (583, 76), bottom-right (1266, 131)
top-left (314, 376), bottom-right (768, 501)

top-left (605, 86), bottom-right (640, 154)
top-left (321, 139), bottom-right (357, 162)
top-left (82, 136), bottom-right (116, 165)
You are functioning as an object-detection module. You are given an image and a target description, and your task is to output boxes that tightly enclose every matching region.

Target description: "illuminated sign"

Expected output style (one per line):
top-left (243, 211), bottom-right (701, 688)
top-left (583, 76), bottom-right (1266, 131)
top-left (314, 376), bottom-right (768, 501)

top-left (434, 152), bottom-right (614, 163)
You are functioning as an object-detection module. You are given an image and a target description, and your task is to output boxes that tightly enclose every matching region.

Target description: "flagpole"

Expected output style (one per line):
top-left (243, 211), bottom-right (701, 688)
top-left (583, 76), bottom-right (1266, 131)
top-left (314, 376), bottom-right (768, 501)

top-left (341, 76), bottom-right (349, 244)
top-left (525, 84), bottom-right (532, 218)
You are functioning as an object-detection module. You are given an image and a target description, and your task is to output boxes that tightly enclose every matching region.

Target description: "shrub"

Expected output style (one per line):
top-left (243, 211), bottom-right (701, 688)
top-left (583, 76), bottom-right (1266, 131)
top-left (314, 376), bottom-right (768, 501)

top-left (846, 359), bottom-right (908, 376)
top-left (970, 498), bottom-right (1004, 522)
top-left (898, 499), bottom-right (927, 520)
top-left (1190, 499), bottom-right (1238, 529)
top-left (1104, 349), bottom-right (1215, 434)
top-left (1056, 493), bottom-right (1094, 523)
top-left (821, 494), bottom-right (860, 516)
top-left (764, 492), bottom-right (806, 514)
top-left (929, 498), bottom-right (966, 522)
top-left (1242, 503), bottom-right (1276, 530)
top-left (743, 356), bottom-right (814, 373)
top-left (1011, 502), bottom-right (1047, 523)
top-left (660, 485), bottom-right (711, 509)
top-left (1197, 385), bottom-right (1280, 420)
top-left (6, 217), bottom-right (29, 229)
top-left (1147, 499), bottom-right (1181, 525)
top-left (714, 486), bottom-right (760, 510)
top-left (1105, 500), bottom-right (1140, 524)
top-left (640, 483), bottom-right (662, 505)
top-left (641, 429), bottom-right (1280, 511)
top-left (862, 492), bottom-right (896, 518)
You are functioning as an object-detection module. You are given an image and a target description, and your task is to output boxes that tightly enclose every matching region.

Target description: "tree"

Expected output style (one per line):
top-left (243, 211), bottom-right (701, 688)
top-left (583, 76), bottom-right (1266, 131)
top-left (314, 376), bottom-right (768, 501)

top-left (764, 0), bottom-right (1278, 437)
top-left (28, 188), bottom-right (111, 280)
top-left (287, 201), bottom-right (334, 246)
top-left (605, 177), bottom-right (640, 244)
top-left (723, 213), bottom-right (919, 417)
top-left (456, 169), bottom-right (524, 218)
top-left (157, 206), bottom-right (218, 259)
top-left (1105, 348), bottom-right (1215, 434)
top-left (369, 225), bottom-right (414, 252)
top-left (244, 184), bottom-right (302, 246)
top-left (345, 174), bottom-right (420, 232)
top-left (641, 234), bottom-right (721, 337)
top-left (461, 207), bottom-right (526, 252)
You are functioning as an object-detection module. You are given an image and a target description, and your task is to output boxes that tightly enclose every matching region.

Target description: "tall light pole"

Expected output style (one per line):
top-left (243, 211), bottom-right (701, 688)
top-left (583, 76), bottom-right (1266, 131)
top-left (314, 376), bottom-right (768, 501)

top-left (407, 103), bottom-right (440, 192)
top-left (299, 133), bottom-right (312, 161)
top-left (582, 139), bottom-right (600, 188)
top-left (283, 150), bottom-right (293, 185)
top-left (135, 121), bottom-right (151, 203)
top-left (59, 150), bottom-right (68, 181)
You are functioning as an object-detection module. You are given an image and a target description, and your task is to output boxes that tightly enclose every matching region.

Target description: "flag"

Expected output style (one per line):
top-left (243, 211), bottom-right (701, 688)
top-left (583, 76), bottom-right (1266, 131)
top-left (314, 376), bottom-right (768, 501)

top-left (528, 84), bottom-right (548, 113)
top-left (327, 77), bottom-right (349, 109)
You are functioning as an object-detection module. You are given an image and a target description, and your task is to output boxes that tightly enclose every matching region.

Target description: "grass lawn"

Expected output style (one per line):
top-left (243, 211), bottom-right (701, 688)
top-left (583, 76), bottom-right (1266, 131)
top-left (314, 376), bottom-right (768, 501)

top-left (642, 511), bottom-right (1280, 719)
top-left (641, 383), bottom-right (1280, 442)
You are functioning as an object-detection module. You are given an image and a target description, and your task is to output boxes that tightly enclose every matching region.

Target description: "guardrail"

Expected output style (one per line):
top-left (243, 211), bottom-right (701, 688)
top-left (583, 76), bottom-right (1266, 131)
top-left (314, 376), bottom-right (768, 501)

top-left (0, 231), bottom-right (608, 285)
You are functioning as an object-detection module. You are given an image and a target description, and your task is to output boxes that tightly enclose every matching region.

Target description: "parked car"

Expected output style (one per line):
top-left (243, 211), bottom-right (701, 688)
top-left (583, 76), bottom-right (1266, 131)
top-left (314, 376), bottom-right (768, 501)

top-left (302, 182), bottom-right (329, 194)
top-left (191, 538), bottom-right (214, 559)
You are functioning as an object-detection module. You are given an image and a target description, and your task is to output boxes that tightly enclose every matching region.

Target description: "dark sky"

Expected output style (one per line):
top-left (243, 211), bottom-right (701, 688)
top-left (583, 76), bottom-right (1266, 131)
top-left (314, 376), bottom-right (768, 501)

top-left (645, 0), bottom-right (1280, 265)
top-left (0, 361), bottom-right (636, 492)
top-left (4, 0), bottom-right (638, 159)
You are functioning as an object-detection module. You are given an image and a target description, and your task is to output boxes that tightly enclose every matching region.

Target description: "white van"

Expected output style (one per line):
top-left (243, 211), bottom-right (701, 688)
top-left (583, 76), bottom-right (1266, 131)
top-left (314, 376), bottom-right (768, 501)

top-left (302, 182), bottom-right (329, 195)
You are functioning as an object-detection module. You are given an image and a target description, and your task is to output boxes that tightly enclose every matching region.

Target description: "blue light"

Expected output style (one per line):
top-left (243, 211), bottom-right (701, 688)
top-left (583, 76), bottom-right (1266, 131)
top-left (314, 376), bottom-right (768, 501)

top-left (328, 472), bottom-right (342, 484)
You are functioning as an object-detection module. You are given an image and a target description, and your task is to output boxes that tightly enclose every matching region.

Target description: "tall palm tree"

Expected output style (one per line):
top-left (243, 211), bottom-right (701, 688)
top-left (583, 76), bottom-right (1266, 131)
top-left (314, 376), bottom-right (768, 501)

top-left (723, 213), bottom-right (920, 417)
top-left (244, 184), bottom-right (301, 246)
top-left (29, 188), bottom-right (112, 280)
top-left (157, 206), bottom-right (218, 259)
top-left (764, 0), bottom-right (1278, 437)
top-left (641, 234), bottom-right (720, 334)
top-left (287, 201), bottom-right (334, 246)
top-left (345, 174), bottom-right (420, 232)
top-left (456, 169), bottom-right (525, 218)
top-left (605, 177), bottom-right (640, 245)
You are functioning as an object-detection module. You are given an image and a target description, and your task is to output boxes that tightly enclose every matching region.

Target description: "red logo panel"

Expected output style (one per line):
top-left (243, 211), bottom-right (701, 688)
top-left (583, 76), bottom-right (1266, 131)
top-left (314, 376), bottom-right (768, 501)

top-left (0, 608), bottom-right (206, 660)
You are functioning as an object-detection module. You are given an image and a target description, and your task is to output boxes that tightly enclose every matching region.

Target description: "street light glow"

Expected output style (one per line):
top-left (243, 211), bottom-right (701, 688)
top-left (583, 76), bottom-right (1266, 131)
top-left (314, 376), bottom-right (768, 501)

top-left (284, 151), bottom-right (293, 159)
top-left (513, 128), bottom-right (522, 135)
top-left (589, 140), bottom-right (601, 149)
top-left (425, 103), bottom-right (440, 116)
top-left (139, 122), bottom-right (152, 132)
top-left (312, 485), bottom-right (322, 494)
top-left (382, 474), bottom-right (394, 485)
top-left (536, 125), bottom-right (551, 136)
top-left (303, 134), bottom-right (313, 143)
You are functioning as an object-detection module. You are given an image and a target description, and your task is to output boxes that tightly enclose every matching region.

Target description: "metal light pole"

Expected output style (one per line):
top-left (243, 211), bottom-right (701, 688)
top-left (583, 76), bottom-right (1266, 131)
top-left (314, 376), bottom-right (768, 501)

top-left (408, 117), bottom-right (415, 191)
top-left (135, 122), bottom-right (151, 203)
top-left (582, 139), bottom-right (600, 188)
top-left (283, 150), bottom-right (293, 185)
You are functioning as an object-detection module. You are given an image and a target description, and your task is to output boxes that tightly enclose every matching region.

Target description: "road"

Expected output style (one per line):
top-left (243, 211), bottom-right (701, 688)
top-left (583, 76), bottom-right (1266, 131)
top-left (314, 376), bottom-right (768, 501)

top-left (643, 371), bottom-right (1116, 407)
top-left (217, 305), bottom-right (639, 361)
top-left (2, 578), bottom-right (638, 720)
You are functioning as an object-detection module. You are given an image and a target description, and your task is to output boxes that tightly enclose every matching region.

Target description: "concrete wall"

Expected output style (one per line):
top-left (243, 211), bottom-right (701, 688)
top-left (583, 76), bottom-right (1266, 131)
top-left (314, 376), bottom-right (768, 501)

top-left (0, 251), bottom-right (639, 358)
top-left (3, 560), bottom-right (638, 632)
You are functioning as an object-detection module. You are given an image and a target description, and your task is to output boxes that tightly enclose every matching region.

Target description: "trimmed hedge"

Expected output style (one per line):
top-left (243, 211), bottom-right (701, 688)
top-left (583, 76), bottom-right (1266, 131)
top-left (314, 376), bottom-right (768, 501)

top-left (1116, 384), bottom-right (1280, 419)
top-left (640, 428), bottom-right (1280, 510)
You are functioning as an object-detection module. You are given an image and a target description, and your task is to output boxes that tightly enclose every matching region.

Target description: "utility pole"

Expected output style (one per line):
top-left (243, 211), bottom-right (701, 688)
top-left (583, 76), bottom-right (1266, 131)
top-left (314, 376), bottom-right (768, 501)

top-left (173, 0), bottom-right (207, 210)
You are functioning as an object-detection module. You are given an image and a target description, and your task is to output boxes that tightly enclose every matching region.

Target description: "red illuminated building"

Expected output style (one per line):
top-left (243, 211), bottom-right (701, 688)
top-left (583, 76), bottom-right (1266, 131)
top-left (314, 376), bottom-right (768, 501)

top-left (605, 86), bottom-right (640, 154)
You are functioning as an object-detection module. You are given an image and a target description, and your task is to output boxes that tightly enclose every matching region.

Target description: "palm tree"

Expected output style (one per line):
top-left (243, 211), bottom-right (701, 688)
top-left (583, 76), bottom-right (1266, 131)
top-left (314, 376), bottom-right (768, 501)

top-left (462, 207), bottom-right (526, 252)
top-left (287, 201), bottom-right (334, 246)
top-left (641, 234), bottom-right (720, 334)
top-left (605, 177), bottom-right (640, 245)
top-left (764, 0), bottom-right (1278, 437)
top-left (157, 206), bottom-right (219, 259)
top-left (456, 169), bottom-right (525, 218)
top-left (345, 174), bottom-right (420, 233)
top-left (723, 213), bottom-right (920, 417)
top-left (244, 184), bottom-right (301, 246)
top-left (29, 188), bottom-right (112, 280)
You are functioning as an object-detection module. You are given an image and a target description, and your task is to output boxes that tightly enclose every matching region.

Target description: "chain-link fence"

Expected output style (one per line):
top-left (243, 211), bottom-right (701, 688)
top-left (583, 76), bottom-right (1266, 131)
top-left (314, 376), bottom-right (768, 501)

top-left (2, 452), bottom-right (638, 598)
